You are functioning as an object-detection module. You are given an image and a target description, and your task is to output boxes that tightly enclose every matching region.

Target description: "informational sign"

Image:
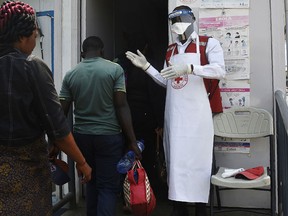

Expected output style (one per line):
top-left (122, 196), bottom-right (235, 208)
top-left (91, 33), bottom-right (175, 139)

top-left (199, 9), bottom-right (250, 80)
top-left (220, 80), bottom-right (250, 109)
top-left (214, 137), bottom-right (250, 153)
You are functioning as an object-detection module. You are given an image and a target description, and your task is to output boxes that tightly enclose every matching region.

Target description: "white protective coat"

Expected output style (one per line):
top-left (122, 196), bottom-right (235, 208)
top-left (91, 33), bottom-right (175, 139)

top-left (146, 32), bottom-right (225, 203)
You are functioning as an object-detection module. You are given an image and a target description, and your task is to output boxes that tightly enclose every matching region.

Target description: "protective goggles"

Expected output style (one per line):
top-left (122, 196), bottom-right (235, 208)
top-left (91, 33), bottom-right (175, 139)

top-left (168, 9), bottom-right (195, 24)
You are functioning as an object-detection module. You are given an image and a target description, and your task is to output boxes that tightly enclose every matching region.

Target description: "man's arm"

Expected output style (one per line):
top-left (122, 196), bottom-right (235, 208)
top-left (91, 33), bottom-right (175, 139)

top-left (113, 91), bottom-right (142, 159)
top-left (60, 99), bottom-right (72, 116)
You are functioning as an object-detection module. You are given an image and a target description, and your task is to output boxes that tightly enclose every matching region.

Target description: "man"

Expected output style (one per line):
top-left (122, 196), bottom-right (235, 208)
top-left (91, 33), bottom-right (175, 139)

top-left (114, 34), bottom-right (166, 190)
top-left (59, 36), bottom-right (141, 216)
top-left (114, 34), bottom-right (167, 213)
top-left (126, 5), bottom-right (226, 216)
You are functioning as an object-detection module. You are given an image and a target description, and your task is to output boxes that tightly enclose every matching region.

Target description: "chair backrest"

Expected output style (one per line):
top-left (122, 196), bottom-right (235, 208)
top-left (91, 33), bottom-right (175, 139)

top-left (213, 107), bottom-right (273, 139)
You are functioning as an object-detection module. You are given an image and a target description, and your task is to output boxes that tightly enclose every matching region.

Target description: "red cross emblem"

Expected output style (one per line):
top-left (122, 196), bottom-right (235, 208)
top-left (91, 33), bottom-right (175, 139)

top-left (174, 77), bottom-right (183, 84)
top-left (171, 75), bottom-right (188, 89)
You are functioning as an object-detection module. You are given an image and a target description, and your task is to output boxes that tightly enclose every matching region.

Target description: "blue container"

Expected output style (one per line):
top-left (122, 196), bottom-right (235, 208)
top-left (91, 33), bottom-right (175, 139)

top-left (117, 140), bottom-right (144, 174)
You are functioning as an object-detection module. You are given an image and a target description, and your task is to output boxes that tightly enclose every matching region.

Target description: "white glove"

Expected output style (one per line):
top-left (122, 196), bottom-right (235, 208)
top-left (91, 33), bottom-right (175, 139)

top-left (160, 63), bottom-right (192, 79)
top-left (125, 50), bottom-right (151, 71)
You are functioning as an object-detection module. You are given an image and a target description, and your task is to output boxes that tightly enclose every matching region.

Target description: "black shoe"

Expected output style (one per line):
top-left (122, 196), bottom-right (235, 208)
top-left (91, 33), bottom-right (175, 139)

top-left (195, 203), bottom-right (207, 216)
top-left (170, 201), bottom-right (189, 216)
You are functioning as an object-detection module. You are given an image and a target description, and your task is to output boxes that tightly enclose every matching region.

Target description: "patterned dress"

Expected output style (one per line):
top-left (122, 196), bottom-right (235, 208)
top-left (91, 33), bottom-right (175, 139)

top-left (0, 49), bottom-right (71, 216)
top-left (0, 138), bottom-right (52, 216)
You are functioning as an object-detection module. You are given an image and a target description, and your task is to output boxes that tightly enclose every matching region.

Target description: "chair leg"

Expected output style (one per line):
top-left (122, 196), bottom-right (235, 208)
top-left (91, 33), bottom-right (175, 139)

top-left (210, 184), bottom-right (214, 216)
top-left (210, 146), bottom-right (219, 216)
top-left (215, 186), bottom-right (221, 210)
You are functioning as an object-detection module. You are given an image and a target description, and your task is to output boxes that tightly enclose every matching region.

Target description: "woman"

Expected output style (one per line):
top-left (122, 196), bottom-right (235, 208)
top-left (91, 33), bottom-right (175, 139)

top-left (0, 1), bottom-right (92, 215)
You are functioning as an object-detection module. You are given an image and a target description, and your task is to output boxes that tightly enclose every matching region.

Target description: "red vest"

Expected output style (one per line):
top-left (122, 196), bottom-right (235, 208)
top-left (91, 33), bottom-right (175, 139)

top-left (165, 36), bottom-right (223, 113)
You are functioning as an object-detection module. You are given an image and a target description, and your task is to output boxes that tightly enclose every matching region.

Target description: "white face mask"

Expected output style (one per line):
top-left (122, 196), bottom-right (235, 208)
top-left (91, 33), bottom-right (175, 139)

top-left (171, 22), bottom-right (191, 35)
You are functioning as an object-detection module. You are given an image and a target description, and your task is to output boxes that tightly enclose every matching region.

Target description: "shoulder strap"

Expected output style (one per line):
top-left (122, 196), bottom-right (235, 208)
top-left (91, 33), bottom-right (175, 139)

top-left (198, 36), bottom-right (209, 66)
top-left (199, 36), bottom-right (223, 114)
top-left (165, 43), bottom-right (177, 66)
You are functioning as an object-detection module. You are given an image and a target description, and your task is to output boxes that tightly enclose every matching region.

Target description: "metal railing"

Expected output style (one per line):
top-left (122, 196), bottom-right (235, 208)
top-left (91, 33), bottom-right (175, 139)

top-left (275, 90), bottom-right (288, 216)
top-left (52, 109), bottom-right (77, 213)
top-left (52, 157), bottom-right (76, 213)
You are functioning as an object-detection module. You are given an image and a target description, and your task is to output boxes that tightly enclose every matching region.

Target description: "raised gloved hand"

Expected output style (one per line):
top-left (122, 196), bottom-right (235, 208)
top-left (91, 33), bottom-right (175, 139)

top-left (125, 50), bottom-right (151, 71)
top-left (160, 62), bottom-right (193, 79)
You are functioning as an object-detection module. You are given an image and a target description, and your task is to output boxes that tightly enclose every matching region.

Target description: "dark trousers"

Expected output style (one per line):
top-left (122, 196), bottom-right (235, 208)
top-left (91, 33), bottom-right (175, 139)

top-left (74, 133), bottom-right (124, 216)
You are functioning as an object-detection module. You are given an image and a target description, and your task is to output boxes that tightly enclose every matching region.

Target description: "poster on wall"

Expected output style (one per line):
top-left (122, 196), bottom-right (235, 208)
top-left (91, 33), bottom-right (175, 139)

top-left (199, 8), bottom-right (250, 80)
top-left (200, 0), bottom-right (249, 8)
top-left (220, 80), bottom-right (250, 109)
top-left (198, 9), bottom-right (250, 58)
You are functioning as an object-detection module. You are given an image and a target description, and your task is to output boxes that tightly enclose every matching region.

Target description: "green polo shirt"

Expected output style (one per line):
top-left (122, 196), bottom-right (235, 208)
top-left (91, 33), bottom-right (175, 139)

top-left (60, 57), bottom-right (126, 135)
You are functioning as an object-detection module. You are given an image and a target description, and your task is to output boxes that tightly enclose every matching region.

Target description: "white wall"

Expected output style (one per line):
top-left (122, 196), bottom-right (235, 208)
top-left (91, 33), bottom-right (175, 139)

top-left (13, 0), bottom-right (82, 94)
top-left (13, 0), bottom-right (65, 93)
top-left (61, 0), bottom-right (81, 84)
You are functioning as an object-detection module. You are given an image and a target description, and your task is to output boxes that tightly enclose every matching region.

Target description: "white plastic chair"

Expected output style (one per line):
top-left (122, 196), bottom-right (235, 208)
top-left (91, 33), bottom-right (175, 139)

top-left (210, 107), bottom-right (276, 216)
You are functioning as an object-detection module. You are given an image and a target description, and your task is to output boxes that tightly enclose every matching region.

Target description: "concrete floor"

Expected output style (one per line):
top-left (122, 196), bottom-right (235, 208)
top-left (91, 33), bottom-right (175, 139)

top-left (57, 197), bottom-right (173, 216)
top-left (54, 196), bottom-right (270, 216)
top-left (53, 180), bottom-right (270, 216)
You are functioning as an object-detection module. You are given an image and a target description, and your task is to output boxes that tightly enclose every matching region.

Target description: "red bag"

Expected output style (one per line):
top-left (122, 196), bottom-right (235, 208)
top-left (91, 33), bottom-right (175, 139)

top-left (123, 160), bottom-right (156, 216)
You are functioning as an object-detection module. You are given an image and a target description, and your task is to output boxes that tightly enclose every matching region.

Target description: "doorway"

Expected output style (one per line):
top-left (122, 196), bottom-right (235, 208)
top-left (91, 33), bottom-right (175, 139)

top-left (84, 0), bottom-right (168, 70)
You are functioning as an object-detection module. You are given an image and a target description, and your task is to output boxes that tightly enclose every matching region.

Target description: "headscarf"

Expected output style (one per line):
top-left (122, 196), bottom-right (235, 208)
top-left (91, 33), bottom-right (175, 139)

top-left (0, 1), bottom-right (35, 54)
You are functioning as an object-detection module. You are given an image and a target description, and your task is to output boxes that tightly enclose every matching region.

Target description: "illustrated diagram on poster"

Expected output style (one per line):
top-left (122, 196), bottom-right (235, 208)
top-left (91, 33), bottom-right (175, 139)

top-left (214, 137), bottom-right (250, 153)
top-left (200, 0), bottom-right (249, 8)
top-left (225, 58), bottom-right (249, 80)
top-left (199, 8), bottom-right (249, 80)
top-left (220, 80), bottom-right (250, 109)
